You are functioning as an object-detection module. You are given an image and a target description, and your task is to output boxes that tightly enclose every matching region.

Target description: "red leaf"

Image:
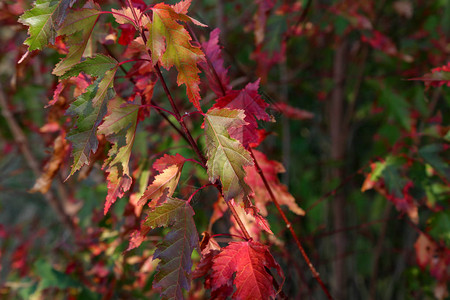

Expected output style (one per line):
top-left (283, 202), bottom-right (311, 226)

top-left (211, 240), bottom-right (284, 300)
top-left (414, 234), bottom-right (450, 281)
top-left (118, 24), bottom-right (136, 45)
top-left (192, 232), bottom-right (221, 286)
top-left (245, 150), bottom-right (305, 216)
top-left (271, 102), bottom-right (314, 120)
top-left (200, 28), bottom-right (231, 97)
top-left (409, 63), bottom-right (450, 89)
top-left (362, 30), bottom-right (397, 56)
top-left (152, 153), bottom-right (187, 172)
top-left (213, 80), bottom-right (270, 147)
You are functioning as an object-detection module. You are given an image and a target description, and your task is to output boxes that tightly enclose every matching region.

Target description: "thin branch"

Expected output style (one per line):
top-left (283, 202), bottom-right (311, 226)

top-left (102, 44), bottom-right (191, 144)
top-left (249, 148), bottom-right (333, 300)
top-left (126, 0), bottom-right (252, 241)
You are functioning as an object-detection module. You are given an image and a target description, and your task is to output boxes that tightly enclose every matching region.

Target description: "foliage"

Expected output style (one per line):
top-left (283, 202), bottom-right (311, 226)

top-left (0, 0), bottom-right (449, 299)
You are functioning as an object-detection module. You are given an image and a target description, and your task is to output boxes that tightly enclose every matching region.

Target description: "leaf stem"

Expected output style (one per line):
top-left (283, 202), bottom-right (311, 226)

top-left (126, 0), bottom-right (252, 242)
top-left (187, 183), bottom-right (214, 203)
top-left (102, 43), bottom-right (191, 144)
top-left (249, 148), bottom-right (333, 300)
top-left (211, 233), bottom-right (246, 240)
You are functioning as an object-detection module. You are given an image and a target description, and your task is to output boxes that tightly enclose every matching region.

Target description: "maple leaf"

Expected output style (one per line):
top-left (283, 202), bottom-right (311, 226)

top-left (52, 1), bottom-right (101, 76)
top-left (414, 234), bottom-right (450, 281)
top-left (137, 154), bottom-right (186, 208)
top-left (30, 133), bottom-right (68, 194)
top-left (18, 0), bottom-right (73, 51)
top-left (245, 150), bottom-right (305, 216)
top-left (204, 108), bottom-right (253, 202)
top-left (211, 240), bottom-right (283, 300)
top-left (271, 102), bottom-right (314, 120)
top-left (200, 28), bottom-right (231, 97)
top-left (144, 198), bottom-right (199, 300)
top-left (147, 1), bottom-right (205, 110)
top-left (60, 54), bottom-right (118, 80)
top-left (66, 67), bottom-right (117, 177)
top-left (193, 232), bottom-right (221, 290)
top-left (111, 7), bottom-right (150, 27)
top-left (98, 97), bottom-right (139, 214)
top-left (212, 80), bottom-right (271, 147)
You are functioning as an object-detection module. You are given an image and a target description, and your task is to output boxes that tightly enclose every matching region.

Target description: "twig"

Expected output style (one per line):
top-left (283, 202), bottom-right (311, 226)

top-left (191, 19), bottom-right (329, 295)
top-left (126, 0), bottom-right (251, 241)
top-left (249, 148), bottom-right (333, 300)
top-left (102, 43), bottom-right (190, 144)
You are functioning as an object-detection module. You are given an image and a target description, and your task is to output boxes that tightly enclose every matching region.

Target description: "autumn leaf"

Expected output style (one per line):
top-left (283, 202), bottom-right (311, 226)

top-left (200, 28), bottom-right (231, 97)
top-left (137, 154), bottom-right (186, 208)
top-left (98, 97), bottom-right (139, 214)
top-left (147, 1), bottom-right (205, 110)
top-left (211, 240), bottom-right (283, 300)
top-left (52, 1), bottom-right (101, 76)
top-left (271, 102), bottom-right (314, 120)
top-left (212, 80), bottom-right (271, 147)
top-left (144, 198), bottom-right (199, 300)
top-left (60, 54), bottom-right (118, 80)
top-left (30, 133), bottom-right (68, 194)
top-left (111, 6), bottom-right (150, 28)
top-left (245, 150), bottom-right (305, 216)
top-left (18, 0), bottom-right (73, 51)
top-left (192, 232), bottom-right (221, 289)
top-left (66, 67), bottom-right (117, 177)
top-left (204, 108), bottom-right (253, 202)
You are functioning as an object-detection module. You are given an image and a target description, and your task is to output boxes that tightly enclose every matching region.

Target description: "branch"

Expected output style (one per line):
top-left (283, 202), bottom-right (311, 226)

top-left (249, 148), bottom-right (334, 300)
top-left (102, 43), bottom-right (191, 145)
top-left (126, 0), bottom-right (252, 241)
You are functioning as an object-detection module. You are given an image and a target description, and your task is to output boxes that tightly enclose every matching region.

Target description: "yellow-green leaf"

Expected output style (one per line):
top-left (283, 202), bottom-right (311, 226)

top-left (204, 108), bottom-right (253, 202)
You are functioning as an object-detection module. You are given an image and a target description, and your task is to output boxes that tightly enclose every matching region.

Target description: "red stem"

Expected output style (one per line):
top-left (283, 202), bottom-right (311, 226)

top-left (211, 233), bottom-right (246, 240)
top-left (187, 183), bottom-right (214, 203)
top-left (126, 0), bottom-right (251, 240)
top-left (249, 148), bottom-right (334, 300)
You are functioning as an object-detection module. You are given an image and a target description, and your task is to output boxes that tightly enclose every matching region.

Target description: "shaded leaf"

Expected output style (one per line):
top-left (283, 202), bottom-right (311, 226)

top-left (98, 97), bottom-right (139, 214)
top-left (428, 211), bottom-right (450, 247)
top-left (144, 198), bottom-right (199, 300)
top-left (200, 28), bottom-right (231, 97)
top-left (53, 2), bottom-right (101, 76)
top-left (60, 54), bottom-right (118, 80)
top-left (66, 68), bottom-right (117, 177)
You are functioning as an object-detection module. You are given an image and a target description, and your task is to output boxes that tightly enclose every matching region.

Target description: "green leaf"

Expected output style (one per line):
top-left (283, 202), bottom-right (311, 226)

top-left (98, 97), bottom-right (139, 214)
top-left (18, 0), bottom-right (72, 51)
top-left (428, 211), bottom-right (450, 247)
top-left (60, 54), bottom-right (118, 79)
top-left (66, 68), bottom-right (117, 176)
top-left (53, 2), bottom-right (101, 76)
top-left (144, 198), bottom-right (199, 300)
top-left (204, 108), bottom-right (253, 202)
top-left (418, 144), bottom-right (450, 180)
